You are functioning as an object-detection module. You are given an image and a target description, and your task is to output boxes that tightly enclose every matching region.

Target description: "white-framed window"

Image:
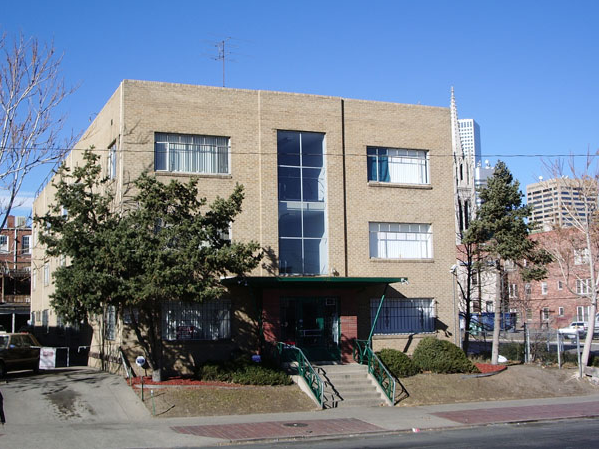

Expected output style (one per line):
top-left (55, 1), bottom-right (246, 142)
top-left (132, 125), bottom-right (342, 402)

top-left (104, 305), bottom-right (116, 341)
top-left (162, 300), bottom-right (231, 341)
top-left (0, 235), bottom-right (8, 252)
top-left (524, 283), bottom-right (532, 295)
top-left (558, 307), bottom-right (564, 317)
top-left (526, 308), bottom-right (533, 320)
top-left (574, 248), bottom-right (590, 265)
top-left (542, 307), bottom-right (550, 321)
top-left (576, 278), bottom-right (592, 295)
top-left (155, 133), bottom-right (229, 174)
top-left (577, 306), bottom-right (591, 322)
top-left (107, 141), bottom-right (117, 179)
top-left (541, 281), bottom-right (548, 295)
top-left (557, 280), bottom-right (563, 290)
top-left (21, 235), bottom-right (31, 254)
top-left (370, 298), bottom-right (435, 334)
top-left (367, 147), bottom-right (429, 185)
top-left (43, 263), bottom-right (50, 286)
top-left (369, 222), bottom-right (432, 259)
top-left (509, 284), bottom-right (518, 298)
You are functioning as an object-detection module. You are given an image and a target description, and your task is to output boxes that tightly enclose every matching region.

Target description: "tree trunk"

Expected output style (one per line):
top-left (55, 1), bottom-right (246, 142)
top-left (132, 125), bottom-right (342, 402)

top-left (581, 299), bottom-right (597, 368)
top-left (463, 312), bottom-right (471, 353)
top-left (491, 266), bottom-right (502, 365)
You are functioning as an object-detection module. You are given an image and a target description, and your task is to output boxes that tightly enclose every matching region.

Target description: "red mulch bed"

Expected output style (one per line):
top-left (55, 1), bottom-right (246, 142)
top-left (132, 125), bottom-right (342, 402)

top-left (129, 376), bottom-right (240, 387)
top-left (474, 362), bottom-right (508, 374)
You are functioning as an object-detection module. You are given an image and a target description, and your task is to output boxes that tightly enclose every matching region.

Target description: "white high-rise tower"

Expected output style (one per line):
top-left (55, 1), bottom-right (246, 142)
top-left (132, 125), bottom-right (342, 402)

top-left (457, 118), bottom-right (481, 169)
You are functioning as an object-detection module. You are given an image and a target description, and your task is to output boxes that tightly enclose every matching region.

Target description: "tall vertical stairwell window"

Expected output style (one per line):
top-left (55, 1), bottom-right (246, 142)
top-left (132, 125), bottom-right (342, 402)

top-left (278, 131), bottom-right (327, 275)
top-left (155, 132), bottom-right (229, 174)
top-left (367, 147), bottom-right (429, 184)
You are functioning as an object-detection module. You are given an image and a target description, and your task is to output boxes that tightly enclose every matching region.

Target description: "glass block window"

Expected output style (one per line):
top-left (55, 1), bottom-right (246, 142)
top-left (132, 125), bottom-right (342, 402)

top-left (162, 300), bottom-right (231, 341)
top-left (370, 298), bottom-right (435, 334)
top-left (155, 133), bottom-right (229, 174)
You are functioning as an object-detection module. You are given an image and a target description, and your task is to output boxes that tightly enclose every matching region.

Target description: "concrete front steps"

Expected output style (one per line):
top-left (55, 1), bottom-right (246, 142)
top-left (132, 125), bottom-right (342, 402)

top-left (315, 363), bottom-right (390, 408)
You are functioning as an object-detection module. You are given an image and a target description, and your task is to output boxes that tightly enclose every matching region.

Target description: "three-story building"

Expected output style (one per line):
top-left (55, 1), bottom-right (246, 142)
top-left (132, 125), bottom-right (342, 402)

top-left (32, 81), bottom-right (457, 374)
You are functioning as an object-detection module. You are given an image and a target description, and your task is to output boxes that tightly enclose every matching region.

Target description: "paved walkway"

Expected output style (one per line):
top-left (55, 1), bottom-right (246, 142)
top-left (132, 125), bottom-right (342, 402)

top-left (164, 397), bottom-right (599, 445)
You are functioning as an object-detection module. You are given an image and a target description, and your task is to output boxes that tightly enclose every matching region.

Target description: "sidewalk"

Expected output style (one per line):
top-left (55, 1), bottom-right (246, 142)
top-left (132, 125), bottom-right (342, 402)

top-left (160, 394), bottom-right (599, 446)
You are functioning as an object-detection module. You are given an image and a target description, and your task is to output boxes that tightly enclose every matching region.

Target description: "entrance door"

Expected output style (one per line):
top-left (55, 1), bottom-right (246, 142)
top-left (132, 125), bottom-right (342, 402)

top-left (280, 297), bottom-right (340, 361)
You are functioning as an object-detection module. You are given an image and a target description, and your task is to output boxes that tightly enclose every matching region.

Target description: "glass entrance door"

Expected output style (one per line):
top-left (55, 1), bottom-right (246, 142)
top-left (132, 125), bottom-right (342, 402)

top-left (280, 297), bottom-right (340, 361)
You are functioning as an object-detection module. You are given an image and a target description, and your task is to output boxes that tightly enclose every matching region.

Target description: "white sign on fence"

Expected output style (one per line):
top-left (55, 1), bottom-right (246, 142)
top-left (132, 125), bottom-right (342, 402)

top-left (39, 347), bottom-right (56, 369)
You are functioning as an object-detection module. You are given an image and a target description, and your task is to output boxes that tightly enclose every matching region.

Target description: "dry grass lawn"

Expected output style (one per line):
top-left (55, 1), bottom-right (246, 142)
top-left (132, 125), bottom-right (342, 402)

top-left (135, 364), bottom-right (599, 417)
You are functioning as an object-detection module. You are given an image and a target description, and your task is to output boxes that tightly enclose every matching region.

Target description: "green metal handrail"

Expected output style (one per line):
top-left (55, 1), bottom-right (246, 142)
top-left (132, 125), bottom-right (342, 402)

top-left (353, 339), bottom-right (396, 404)
top-left (276, 342), bottom-right (325, 408)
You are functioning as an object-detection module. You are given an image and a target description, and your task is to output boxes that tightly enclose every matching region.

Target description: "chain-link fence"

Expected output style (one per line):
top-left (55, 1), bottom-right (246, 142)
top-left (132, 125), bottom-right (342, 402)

top-left (464, 324), bottom-right (586, 372)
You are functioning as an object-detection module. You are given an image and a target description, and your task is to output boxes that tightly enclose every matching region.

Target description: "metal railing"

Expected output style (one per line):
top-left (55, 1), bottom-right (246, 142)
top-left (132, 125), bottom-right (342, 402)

top-left (276, 342), bottom-right (325, 408)
top-left (1, 294), bottom-right (31, 303)
top-left (353, 339), bottom-right (396, 404)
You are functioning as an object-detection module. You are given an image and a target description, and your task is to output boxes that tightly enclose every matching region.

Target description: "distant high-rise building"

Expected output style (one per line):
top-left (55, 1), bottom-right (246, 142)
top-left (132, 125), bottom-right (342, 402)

top-left (458, 118), bottom-right (481, 169)
top-left (526, 177), bottom-right (598, 230)
top-left (474, 160), bottom-right (495, 207)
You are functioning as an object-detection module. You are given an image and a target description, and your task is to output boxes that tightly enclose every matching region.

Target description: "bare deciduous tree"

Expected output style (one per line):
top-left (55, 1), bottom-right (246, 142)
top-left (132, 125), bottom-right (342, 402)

top-left (541, 154), bottom-right (599, 368)
top-left (0, 32), bottom-right (76, 228)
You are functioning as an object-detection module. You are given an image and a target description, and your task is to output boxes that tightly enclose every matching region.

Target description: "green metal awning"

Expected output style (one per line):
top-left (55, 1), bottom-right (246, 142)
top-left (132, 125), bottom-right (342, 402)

top-left (223, 276), bottom-right (408, 289)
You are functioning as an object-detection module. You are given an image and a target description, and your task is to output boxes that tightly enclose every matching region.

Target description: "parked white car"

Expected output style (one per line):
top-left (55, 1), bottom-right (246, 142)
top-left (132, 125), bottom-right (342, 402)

top-left (558, 322), bottom-right (587, 339)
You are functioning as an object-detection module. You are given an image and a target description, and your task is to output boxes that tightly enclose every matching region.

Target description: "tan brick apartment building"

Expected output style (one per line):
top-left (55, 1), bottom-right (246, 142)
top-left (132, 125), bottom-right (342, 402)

top-left (32, 80), bottom-right (457, 373)
top-left (0, 215), bottom-right (31, 332)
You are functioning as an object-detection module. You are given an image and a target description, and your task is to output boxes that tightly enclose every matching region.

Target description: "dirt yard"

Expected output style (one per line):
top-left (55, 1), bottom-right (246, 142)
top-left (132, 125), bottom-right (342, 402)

top-left (134, 365), bottom-right (599, 417)
top-left (396, 364), bottom-right (598, 406)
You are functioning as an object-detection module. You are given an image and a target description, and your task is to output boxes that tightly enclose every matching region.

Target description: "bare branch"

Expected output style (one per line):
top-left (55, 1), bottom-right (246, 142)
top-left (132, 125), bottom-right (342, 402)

top-left (0, 32), bottom-right (77, 228)
top-left (539, 152), bottom-right (599, 367)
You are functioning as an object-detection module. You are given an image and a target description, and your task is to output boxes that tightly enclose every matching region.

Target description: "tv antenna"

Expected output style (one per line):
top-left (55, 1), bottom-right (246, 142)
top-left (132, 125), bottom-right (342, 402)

top-left (202, 37), bottom-right (251, 87)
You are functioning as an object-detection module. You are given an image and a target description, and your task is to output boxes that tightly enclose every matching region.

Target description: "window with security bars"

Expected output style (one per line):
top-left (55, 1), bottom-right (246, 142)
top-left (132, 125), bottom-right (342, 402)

top-left (104, 305), bottom-right (116, 341)
top-left (369, 222), bottom-right (432, 259)
top-left (370, 298), bottom-right (435, 334)
top-left (42, 309), bottom-right (49, 333)
top-left (367, 147), bottom-right (429, 185)
top-left (162, 300), bottom-right (231, 341)
top-left (155, 133), bottom-right (229, 174)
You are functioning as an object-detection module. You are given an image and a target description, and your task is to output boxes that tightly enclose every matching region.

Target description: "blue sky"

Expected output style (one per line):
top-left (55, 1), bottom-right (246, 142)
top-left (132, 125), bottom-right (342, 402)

top-left (2, 0), bottom-right (598, 216)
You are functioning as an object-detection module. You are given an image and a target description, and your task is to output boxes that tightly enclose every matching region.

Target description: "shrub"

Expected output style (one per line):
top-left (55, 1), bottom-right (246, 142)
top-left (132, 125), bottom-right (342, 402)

top-left (231, 364), bottom-right (292, 385)
top-left (535, 350), bottom-right (578, 365)
top-left (412, 337), bottom-right (479, 374)
top-left (376, 348), bottom-right (420, 378)
top-left (197, 357), bottom-right (292, 385)
top-left (500, 343), bottom-right (525, 362)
